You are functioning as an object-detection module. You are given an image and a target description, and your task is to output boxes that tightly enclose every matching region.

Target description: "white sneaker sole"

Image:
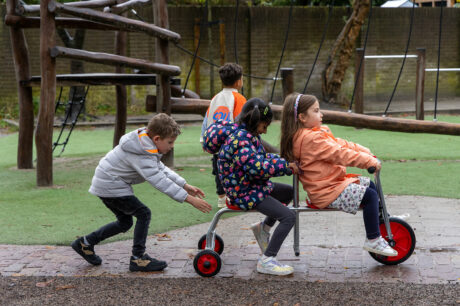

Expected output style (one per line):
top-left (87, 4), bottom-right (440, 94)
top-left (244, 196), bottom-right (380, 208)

top-left (257, 265), bottom-right (294, 276)
top-left (363, 246), bottom-right (398, 257)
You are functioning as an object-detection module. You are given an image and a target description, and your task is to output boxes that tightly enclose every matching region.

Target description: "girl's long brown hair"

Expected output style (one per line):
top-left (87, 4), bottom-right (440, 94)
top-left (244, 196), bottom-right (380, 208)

top-left (280, 93), bottom-right (318, 162)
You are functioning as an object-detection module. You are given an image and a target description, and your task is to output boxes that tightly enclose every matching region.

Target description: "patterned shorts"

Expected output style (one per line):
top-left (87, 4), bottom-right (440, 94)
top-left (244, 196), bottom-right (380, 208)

top-left (328, 176), bottom-right (371, 215)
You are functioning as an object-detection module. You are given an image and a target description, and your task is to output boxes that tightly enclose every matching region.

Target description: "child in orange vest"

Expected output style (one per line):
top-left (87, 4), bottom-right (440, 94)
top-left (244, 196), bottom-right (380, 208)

top-left (280, 93), bottom-right (398, 257)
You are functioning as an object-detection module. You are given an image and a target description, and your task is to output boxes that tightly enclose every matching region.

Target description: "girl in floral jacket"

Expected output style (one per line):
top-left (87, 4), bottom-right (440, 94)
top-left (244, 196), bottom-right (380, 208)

top-left (203, 98), bottom-right (298, 276)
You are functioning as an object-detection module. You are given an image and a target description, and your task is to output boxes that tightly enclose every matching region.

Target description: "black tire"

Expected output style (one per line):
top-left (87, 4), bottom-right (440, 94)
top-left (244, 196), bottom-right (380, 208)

top-left (193, 249), bottom-right (221, 277)
top-left (197, 234), bottom-right (224, 255)
top-left (369, 217), bottom-right (416, 265)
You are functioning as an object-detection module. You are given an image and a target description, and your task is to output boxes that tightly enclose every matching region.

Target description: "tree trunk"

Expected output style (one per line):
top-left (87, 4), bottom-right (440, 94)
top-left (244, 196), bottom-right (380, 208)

top-left (322, 0), bottom-right (370, 104)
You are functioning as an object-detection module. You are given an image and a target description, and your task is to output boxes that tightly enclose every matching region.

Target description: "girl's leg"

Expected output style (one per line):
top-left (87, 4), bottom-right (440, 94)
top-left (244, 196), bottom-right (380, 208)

top-left (361, 187), bottom-right (380, 239)
top-left (255, 196), bottom-right (296, 257)
top-left (262, 182), bottom-right (294, 228)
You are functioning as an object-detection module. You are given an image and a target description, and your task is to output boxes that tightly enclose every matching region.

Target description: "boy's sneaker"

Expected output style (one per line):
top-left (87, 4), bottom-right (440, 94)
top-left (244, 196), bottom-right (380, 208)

top-left (217, 196), bottom-right (227, 208)
top-left (363, 236), bottom-right (398, 257)
top-left (250, 222), bottom-right (270, 254)
top-left (71, 237), bottom-right (102, 266)
top-left (129, 253), bottom-right (168, 272)
top-left (257, 256), bottom-right (294, 276)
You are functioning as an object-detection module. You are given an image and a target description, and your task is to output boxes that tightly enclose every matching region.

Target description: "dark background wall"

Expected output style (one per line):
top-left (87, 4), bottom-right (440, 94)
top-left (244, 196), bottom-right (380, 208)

top-left (1, 5), bottom-right (459, 117)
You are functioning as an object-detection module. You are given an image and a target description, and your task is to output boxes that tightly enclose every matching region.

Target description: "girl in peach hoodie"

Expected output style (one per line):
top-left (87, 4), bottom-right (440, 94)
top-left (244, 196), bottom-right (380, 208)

top-left (280, 93), bottom-right (397, 257)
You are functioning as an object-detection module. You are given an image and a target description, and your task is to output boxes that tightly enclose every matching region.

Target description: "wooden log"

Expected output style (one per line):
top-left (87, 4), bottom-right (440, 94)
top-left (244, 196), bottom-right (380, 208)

top-left (48, 1), bottom-right (181, 43)
top-left (6, 0), bottom-right (34, 169)
top-left (5, 14), bottom-right (133, 32)
top-left (103, 0), bottom-right (150, 15)
top-left (113, 23), bottom-right (128, 147)
top-left (50, 46), bottom-right (181, 76)
top-left (18, 0), bottom-right (119, 15)
top-left (36, 0), bottom-right (56, 186)
top-left (148, 97), bottom-right (460, 136)
top-left (281, 68), bottom-right (294, 101)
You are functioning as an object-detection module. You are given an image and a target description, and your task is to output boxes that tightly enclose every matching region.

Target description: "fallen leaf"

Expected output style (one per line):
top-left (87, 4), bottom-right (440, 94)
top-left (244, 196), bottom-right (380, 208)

top-left (55, 285), bottom-right (75, 291)
top-left (36, 279), bottom-right (54, 288)
top-left (11, 273), bottom-right (23, 277)
top-left (155, 233), bottom-right (172, 241)
top-left (398, 159), bottom-right (407, 163)
top-left (199, 169), bottom-right (206, 172)
top-left (45, 246), bottom-right (56, 250)
top-left (248, 241), bottom-right (256, 244)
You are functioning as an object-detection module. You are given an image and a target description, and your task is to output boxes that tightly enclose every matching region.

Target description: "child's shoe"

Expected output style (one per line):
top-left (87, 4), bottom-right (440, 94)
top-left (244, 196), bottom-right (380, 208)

top-left (250, 222), bottom-right (270, 253)
top-left (71, 237), bottom-right (102, 265)
top-left (217, 196), bottom-right (227, 208)
top-left (257, 256), bottom-right (293, 276)
top-left (363, 236), bottom-right (398, 257)
top-left (391, 213), bottom-right (410, 221)
top-left (129, 253), bottom-right (168, 272)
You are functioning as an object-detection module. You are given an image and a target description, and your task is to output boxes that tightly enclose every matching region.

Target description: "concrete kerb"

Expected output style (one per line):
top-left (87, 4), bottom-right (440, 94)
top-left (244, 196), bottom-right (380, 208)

top-left (0, 195), bottom-right (459, 283)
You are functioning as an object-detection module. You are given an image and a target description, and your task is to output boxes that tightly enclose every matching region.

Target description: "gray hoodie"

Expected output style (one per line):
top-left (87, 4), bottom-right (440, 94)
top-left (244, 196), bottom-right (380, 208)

top-left (89, 128), bottom-right (188, 202)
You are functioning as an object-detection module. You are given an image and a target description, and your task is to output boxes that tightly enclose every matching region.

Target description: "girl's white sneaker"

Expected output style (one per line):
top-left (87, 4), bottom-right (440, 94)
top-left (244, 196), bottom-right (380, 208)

top-left (363, 236), bottom-right (398, 257)
top-left (257, 256), bottom-right (293, 276)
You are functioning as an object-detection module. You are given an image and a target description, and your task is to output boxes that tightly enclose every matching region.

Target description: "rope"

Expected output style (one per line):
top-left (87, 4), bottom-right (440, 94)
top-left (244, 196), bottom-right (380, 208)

top-left (182, 1), bottom-right (208, 96)
top-left (383, 0), bottom-right (416, 116)
top-left (302, 0), bottom-right (334, 94)
top-left (348, 0), bottom-right (373, 112)
top-left (269, 0), bottom-right (294, 104)
top-left (434, 0), bottom-right (445, 121)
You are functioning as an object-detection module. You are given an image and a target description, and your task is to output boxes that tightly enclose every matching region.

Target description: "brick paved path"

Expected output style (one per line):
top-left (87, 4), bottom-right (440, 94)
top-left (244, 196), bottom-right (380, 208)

top-left (1, 196), bottom-right (459, 283)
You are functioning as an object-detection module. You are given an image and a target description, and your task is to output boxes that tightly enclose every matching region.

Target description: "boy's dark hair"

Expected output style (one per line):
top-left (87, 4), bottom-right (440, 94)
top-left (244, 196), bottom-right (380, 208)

top-left (219, 63), bottom-right (243, 87)
top-left (236, 98), bottom-right (273, 135)
top-left (147, 113), bottom-right (181, 139)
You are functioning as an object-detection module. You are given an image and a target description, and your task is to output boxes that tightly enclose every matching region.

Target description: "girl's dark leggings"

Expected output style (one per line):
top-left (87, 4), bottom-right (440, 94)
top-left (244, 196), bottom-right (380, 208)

top-left (361, 181), bottom-right (381, 240)
top-left (255, 182), bottom-right (296, 257)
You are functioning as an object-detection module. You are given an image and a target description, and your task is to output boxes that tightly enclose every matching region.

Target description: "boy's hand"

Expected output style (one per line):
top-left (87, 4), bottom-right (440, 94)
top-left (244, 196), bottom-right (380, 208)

top-left (184, 184), bottom-right (205, 199)
top-left (185, 195), bottom-right (212, 213)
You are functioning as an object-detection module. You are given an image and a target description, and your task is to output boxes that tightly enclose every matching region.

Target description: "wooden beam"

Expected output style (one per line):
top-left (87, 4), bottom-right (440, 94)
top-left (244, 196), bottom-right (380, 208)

top-left (5, 14), bottom-right (133, 32)
top-left (48, 1), bottom-right (181, 43)
top-left (148, 97), bottom-right (460, 136)
top-left (18, 0), bottom-right (119, 15)
top-left (103, 0), bottom-right (150, 15)
top-left (36, 0), bottom-right (56, 186)
top-left (50, 46), bottom-right (181, 76)
top-left (6, 0), bottom-right (34, 169)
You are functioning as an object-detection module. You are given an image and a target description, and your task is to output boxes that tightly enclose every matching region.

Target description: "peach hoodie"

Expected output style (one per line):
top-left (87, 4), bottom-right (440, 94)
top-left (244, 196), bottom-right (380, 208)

top-left (293, 125), bottom-right (379, 208)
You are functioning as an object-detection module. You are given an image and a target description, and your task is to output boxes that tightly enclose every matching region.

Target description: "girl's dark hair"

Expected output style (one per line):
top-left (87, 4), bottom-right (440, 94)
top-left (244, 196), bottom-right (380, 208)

top-left (236, 98), bottom-right (273, 135)
top-left (280, 93), bottom-right (318, 162)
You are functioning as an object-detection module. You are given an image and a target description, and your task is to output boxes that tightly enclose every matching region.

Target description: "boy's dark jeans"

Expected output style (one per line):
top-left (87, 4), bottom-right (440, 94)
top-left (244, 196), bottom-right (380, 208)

top-left (85, 196), bottom-right (151, 257)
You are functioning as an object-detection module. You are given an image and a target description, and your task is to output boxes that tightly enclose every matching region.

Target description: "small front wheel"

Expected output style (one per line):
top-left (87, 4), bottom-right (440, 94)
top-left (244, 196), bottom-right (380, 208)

top-left (193, 249), bottom-right (221, 277)
top-left (198, 234), bottom-right (224, 255)
top-left (369, 217), bottom-right (416, 265)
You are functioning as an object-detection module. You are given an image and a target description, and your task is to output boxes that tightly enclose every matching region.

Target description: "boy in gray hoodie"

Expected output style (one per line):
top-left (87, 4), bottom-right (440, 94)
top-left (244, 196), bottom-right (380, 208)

top-left (72, 113), bottom-right (212, 272)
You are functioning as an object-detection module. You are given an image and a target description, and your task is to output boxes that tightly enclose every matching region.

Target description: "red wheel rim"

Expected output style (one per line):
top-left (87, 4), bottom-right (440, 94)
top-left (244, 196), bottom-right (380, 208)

top-left (200, 238), bottom-right (221, 253)
top-left (379, 222), bottom-right (413, 262)
top-left (196, 254), bottom-right (219, 275)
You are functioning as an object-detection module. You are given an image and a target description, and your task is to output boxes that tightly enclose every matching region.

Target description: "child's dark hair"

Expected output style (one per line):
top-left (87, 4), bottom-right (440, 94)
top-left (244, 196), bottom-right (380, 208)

top-left (236, 98), bottom-right (273, 135)
top-left (147, 113), bottom-right (181, 139)
top-left (219, 63), bottom-right (243, 87)
top-left (280, 93), bottom-right (318, 162)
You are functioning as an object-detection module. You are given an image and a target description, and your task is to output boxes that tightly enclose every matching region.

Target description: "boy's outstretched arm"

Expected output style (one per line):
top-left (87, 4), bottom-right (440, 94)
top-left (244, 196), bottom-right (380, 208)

top-left (184, 183), bottom-right (205, 198)
top-left (185, 195), bottom-right (212, 213)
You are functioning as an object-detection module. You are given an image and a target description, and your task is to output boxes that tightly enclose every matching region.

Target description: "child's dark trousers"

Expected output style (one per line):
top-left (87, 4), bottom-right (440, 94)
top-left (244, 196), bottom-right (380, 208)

top-left (85, 196), bottom-right (151, 257)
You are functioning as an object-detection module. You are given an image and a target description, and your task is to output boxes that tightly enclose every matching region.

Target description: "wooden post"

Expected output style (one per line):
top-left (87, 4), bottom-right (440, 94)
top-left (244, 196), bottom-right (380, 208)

top-left (113, 28), bottom-right (128, 147)
top-left (415, 48), bottom-right (426, 121)
top-left (36, 0), bottom-right (56, 186)
top-left (281, 68), bottom-right (294, 102)
top-left (219, 22), bottom-right (225, 66)
top-left (354, 48), bottom-right (364, 114)
top-left (154, 0), bottom-right (174, 166)
top-left (6, 0), bottom-right (34, 169)
top-left (194, 18), bottom-right (201, 96)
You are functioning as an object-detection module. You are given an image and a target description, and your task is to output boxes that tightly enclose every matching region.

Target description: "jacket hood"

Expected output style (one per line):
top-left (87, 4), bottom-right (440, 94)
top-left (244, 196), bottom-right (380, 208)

top-left (119, 128), bottom-right (160, 156)
top-left (202, 120), bottom-right (238, 154)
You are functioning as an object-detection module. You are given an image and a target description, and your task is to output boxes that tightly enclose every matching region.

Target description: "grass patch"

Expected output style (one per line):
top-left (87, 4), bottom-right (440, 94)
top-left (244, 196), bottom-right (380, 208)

top-left (0, 116), bottom-right (459, 245)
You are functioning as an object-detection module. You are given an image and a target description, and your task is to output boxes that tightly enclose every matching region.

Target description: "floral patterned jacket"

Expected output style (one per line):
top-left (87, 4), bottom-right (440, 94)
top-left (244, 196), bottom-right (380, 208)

top-left (203, 120), bottom-right (292, 211)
